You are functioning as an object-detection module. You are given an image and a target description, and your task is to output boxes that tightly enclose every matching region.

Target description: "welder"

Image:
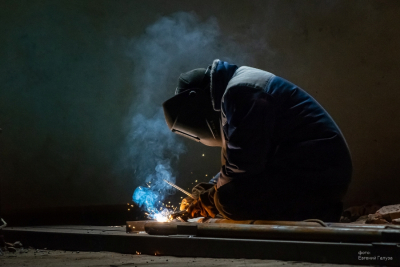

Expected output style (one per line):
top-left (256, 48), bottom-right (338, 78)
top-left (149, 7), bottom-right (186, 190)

top-left (163, 59), bottom-right (352, 222)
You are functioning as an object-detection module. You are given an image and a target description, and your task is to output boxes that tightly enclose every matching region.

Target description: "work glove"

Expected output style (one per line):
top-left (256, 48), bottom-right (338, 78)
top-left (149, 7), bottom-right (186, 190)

top-left (180, 182), bottom-right (212, 210)
top-left (180, 183), bottom-right (219, 218)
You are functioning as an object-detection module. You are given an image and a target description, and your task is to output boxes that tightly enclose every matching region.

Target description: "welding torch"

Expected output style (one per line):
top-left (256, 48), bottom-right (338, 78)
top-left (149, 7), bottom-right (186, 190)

top-left (168, 209), bottom-right (190, 222)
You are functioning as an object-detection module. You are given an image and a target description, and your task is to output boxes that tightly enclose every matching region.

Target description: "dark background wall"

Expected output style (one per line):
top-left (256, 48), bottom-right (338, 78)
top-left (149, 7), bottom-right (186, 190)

top-left (1, 0), bottom-right (399, 217)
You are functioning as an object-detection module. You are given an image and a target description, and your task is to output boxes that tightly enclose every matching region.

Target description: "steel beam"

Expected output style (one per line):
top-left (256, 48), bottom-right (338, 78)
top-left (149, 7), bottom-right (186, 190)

top-left (3, 226), bottom-right (400, 266)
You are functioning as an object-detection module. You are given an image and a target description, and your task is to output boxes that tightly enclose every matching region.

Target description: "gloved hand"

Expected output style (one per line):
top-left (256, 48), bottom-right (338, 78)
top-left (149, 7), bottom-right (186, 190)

top-left (180, 183), bottom-right (218, 218)
top-left (180, 197), bottom-right (193, 211)
top-left (187, 199), bottom-right (211, 218)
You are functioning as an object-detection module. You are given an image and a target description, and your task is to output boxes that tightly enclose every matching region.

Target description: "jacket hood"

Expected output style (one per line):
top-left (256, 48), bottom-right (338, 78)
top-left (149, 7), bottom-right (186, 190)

top-left (210, 59), bottom-right (238, 111)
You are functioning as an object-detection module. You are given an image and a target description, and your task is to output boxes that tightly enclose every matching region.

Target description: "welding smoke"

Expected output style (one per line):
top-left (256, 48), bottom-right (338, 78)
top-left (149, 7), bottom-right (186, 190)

top-left (123, 12), bottom-right (263, 215)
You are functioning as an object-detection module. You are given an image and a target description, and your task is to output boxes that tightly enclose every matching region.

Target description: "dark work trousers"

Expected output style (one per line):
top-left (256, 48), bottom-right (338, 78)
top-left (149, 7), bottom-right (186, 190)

top-left (213, 167), bottom-right (350, 222)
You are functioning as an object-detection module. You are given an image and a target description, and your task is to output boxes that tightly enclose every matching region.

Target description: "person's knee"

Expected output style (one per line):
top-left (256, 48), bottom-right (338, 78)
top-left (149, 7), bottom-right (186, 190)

top-left (214, 184), bottom-right (252, 220)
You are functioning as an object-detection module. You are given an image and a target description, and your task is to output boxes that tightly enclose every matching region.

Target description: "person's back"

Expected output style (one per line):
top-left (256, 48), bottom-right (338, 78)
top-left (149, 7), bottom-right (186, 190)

top-left (164, 59), bottom-right (352, 222)
top-left (214, 61), bottom-right (351, 221)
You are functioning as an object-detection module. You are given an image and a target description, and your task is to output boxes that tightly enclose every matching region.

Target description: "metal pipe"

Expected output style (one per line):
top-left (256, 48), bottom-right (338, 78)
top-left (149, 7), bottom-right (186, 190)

top-left (126, 220), bottom-right (322, 233)
top-left (202, 218), bottom-right (390, 229)
top-left (126, 219), bottom-right (391, 233)
top-left (202, 219), bottom-right (323, 227)
top-left (144, 222), bottom-right (400, 243)
top-left (328, 222), bottom-right (390, 229)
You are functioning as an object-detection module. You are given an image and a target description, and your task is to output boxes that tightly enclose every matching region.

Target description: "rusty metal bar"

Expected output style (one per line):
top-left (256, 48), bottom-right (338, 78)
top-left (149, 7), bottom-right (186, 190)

top-left (142, 221), bottom-right (400, 243)
top-left (126, 220), bottom-right (323, 232)
top-left (201, 219), bottom-right (324, 227)
top-left (202, 218), bottom-right (392, 229)
top-left (162, 179), bottom-right (195, 199)
top-left (126, 219), bottom-right (391, 233)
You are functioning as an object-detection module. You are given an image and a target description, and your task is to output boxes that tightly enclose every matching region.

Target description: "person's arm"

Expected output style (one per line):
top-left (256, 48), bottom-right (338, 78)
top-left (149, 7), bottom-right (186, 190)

top-left (217, 85), bottom-right (275, 187)
top-left (180, 182), bottom-right (218, 218)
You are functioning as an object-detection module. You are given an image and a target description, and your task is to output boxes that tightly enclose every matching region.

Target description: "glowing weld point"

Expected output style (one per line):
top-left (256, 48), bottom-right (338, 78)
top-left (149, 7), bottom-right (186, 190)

top-left (154, 213), bottom-right (169, 222)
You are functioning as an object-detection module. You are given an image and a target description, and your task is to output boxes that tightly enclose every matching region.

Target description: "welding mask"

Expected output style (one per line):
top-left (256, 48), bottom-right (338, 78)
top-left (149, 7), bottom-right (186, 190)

top-left (162, 67), bottom-right (222, 147)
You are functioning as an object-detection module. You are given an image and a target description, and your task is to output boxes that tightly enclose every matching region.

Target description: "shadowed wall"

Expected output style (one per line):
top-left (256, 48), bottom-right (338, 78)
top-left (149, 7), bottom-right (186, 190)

top-left (1, 0), bottom-right (399, 213)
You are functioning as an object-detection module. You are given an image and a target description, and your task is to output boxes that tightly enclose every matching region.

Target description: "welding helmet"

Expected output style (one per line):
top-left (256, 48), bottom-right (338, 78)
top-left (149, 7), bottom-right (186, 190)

top-left (162, 67), bottom-right (222, 147)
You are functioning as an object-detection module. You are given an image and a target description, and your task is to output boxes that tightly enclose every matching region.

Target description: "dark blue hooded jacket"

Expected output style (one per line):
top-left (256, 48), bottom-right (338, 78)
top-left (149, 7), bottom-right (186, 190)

top-left (209, 59), bottom-right (352, 201)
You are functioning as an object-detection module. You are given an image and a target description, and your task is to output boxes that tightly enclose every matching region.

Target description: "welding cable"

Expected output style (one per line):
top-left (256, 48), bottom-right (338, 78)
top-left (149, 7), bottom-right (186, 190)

top-left (0, 218), bottom-right (7, 229)
top-left (303, 219), bottom-right (328, 227)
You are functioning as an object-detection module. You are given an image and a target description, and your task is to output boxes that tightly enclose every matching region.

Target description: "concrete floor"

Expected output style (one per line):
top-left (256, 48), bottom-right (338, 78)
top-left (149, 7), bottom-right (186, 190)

top-left (0, 249), bottom-right (369, 267)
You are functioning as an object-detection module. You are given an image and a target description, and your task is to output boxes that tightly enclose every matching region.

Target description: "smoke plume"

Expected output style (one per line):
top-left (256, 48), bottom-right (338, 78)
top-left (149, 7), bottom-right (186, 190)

top-left (123, 12), bottom-right (261, 217)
